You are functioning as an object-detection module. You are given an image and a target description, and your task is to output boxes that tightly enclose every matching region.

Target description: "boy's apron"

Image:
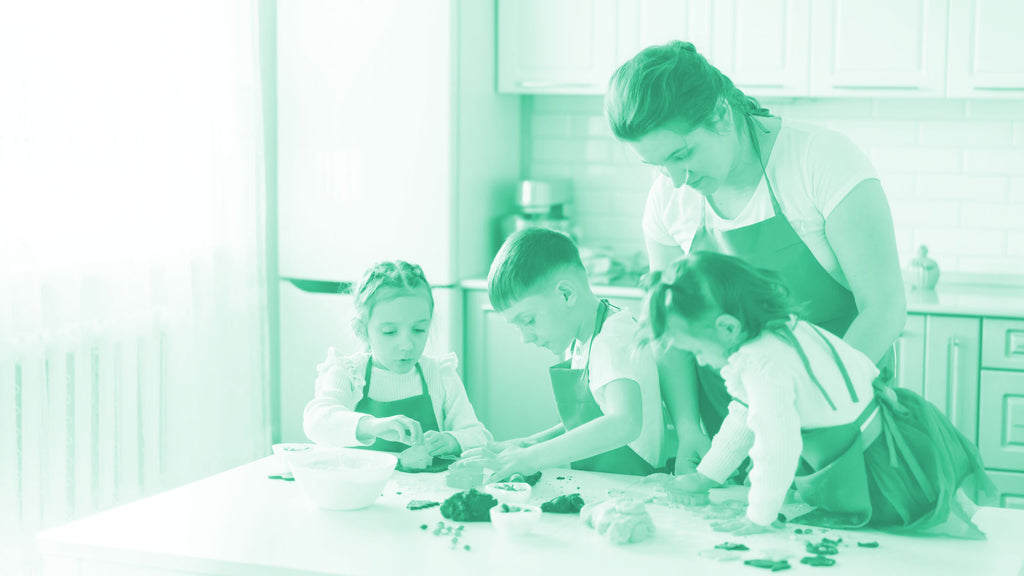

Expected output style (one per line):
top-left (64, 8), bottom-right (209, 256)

top-left (549, 300), bottom-right (655, 476)
top-left (773, 323), bottom-right (934, 528)
top-left (689, 115), bottom-right (894, 436)
top-left (354, 359), bottom-right (440, 453)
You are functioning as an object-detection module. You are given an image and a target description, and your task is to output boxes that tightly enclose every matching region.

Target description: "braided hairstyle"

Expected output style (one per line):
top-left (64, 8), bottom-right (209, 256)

top-left (351, 260), bottom-right (434, 342)
top-left (643, 252), bottom-right (798, 347)
top-left (605, 40), bottom-right (770, 141)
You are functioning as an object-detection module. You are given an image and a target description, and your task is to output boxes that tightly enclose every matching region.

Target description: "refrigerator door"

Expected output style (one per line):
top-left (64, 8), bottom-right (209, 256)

top-left (279, 279), bottom-right (458, 443)
top-left (277, 0), bottom-right (454, 283)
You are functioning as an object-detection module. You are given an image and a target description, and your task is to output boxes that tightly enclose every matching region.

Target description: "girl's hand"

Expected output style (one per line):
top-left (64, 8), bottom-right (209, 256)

top-left (710, 517), bottom-right (783, 535)
top-left (665, 472), bottom-right (718, 506)
top-left (423, 431), bottom-right (460, 457)
top-left (367, 415), bottom-right (423, 446)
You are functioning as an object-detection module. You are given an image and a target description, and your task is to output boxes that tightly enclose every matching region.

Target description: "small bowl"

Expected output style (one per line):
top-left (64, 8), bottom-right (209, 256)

top-left (483, 482), bottom-right (532, 505)
top-left (287, 448), bottom-right (397, 510)
top-left (490, 503), bottom-right (542, 537)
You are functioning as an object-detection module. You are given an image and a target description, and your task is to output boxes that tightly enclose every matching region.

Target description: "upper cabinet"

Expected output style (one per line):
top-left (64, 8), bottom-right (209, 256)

top-left (947, 0), bottom-right (1024, 97)
top-left (497, 0), bottom-right (618, 94)
top-left (709, 0), bottom-right (811, 97)
top-left (808, 0), bottom-right (949, 97)
top-left (500, 0), bottom-right (1023, 98)
top-left (498, 0), bottom-right (710, 95)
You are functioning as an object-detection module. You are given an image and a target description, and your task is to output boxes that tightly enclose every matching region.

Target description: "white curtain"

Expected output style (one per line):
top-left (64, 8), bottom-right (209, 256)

top-left (0, 1), bottom-right (270, 574)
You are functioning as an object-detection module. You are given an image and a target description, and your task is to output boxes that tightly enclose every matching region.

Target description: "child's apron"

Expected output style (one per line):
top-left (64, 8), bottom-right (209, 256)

top-left (689, 115), bottom-right (894, 437)
top-left (548, 300), bottom-right (655, 476)
top-left (775, 323), bottom-right (934, 528)
top-left (353, 359), bottom-right (440, 453)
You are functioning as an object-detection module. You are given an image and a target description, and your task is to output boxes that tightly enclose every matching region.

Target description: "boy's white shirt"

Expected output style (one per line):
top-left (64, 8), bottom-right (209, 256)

top-left (696, 319), bottom-right (880, 526)
top-left (570, 308), bottom-right (665, 468)
top-left (303, 349), bottom-right (493, 452)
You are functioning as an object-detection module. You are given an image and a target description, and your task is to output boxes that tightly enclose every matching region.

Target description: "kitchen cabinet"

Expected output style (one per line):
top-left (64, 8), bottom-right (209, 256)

top-left (808, 0), bottom-right (949, 97)
top-left (924, 315), bottom-right (980, 445)
top-left (894, 313), bottom-right (926, 397)
top-left (708, 0), bottom-right (811, 97)
top-left (498, 0), bottom-right (709, 94)
top-left (989, 471), bottom-right (1024, 510)
top-left (947, 0), bottom-right (1024, 97)
top-left (978, 318), bottom-right (1024, 508)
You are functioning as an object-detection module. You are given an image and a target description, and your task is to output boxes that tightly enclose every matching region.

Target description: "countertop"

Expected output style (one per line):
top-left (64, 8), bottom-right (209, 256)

top-left (461, 278), bottom-right (1024, 318)
top-left (36, 457), bottom-right (1024, 576)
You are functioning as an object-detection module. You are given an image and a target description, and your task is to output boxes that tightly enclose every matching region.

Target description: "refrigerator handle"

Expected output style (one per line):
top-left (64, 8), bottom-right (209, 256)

top-left (282, 277), bottom-right (353, 295)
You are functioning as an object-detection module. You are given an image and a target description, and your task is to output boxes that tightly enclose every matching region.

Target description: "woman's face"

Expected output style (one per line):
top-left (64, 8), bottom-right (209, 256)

top-left (626, 111), bottom-right (740, 195)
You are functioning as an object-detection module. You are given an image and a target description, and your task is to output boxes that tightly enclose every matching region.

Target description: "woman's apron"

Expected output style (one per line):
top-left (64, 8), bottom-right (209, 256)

top-left (689, 116), bottom-right (894, 437)
top-left (548, 300), bottom-right (655, 476)
top-left (776, 323), bottom-right (935, 528)
top-left (353, 359), bottom-right (440, 452)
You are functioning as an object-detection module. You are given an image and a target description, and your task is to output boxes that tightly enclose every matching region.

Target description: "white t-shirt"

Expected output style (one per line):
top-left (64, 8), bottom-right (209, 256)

top-left (641, 119), bottom-right (879, 289)
top-left (696, 318), bottom-right (880, 526)
top-left (571, 308), bottom-right (665, 468)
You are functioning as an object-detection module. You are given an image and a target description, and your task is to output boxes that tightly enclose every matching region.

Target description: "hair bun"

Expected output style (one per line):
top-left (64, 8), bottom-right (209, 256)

top-left (672, 40), bottom-right (697, 53)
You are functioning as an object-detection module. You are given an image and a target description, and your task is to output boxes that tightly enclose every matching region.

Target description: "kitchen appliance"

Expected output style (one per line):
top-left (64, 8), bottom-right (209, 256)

top-left (276, 0), bottom-right (518, 443)
top-left (502, 179), bottom-right (575, 238)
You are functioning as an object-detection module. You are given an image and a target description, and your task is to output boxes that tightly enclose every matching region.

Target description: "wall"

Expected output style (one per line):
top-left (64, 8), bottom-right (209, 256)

top-left (524, 96), bottom-right (1024, 280)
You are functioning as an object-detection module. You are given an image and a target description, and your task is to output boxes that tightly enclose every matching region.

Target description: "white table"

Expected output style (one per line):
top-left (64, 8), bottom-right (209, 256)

top-left (37, 457), bottom-right (1024, 576)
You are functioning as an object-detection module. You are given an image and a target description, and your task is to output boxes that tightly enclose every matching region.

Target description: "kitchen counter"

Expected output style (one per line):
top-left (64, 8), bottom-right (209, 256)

top-left (37, 457), bottom-right (1024, 576)
top-left (461, 279), bottom-right (1024, 318)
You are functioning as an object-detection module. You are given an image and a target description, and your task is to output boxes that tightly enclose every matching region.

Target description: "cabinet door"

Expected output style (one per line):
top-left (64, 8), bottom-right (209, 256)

top-left (463, 291), bottom-right (562, 440)
top-left (498, 0), bottom-right (617, 94)
top-left (709, 0), bottom-right (811, 97)
top-left (809, 0), bottom-right (949, 97)
top-left (895, 314), bottom-right (926, 397)
top-left (979, 370), bottom-right (1024, 472)
top-left (924, 316), bottom-right (981, 444)
top-left (614, 0), bottom-right (712, 68)
top-left (988, 470), bottom-right (1024, 509)
top-left (948, 0), bottom-right (1024, 97)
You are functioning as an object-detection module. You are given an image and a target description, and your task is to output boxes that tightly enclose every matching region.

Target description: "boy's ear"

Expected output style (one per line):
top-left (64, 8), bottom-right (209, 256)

top-left (554, 278), bottom-right (577, 306)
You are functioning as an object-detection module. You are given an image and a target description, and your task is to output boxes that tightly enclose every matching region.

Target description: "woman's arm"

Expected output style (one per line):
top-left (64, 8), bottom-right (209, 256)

top-left (657, 346), bottom-right (710, 474)
top-left (824, 179), bottom-right (908, 364)
top-left (646, 236), bottom-right (686, 273)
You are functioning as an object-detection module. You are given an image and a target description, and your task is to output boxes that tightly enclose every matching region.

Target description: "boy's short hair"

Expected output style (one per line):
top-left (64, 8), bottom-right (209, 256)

top-left (488, 228), bottom-right (586, 311)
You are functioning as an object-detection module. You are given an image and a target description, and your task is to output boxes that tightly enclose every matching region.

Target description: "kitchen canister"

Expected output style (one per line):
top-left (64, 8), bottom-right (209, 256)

top-left (906, 245), bottom-right (940, 291)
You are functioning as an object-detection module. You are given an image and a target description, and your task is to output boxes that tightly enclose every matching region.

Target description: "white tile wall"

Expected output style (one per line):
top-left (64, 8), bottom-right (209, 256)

top-left (524, 96), bottom-right (1024, 277)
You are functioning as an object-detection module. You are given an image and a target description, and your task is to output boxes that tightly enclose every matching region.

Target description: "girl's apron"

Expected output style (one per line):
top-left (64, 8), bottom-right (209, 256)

top-left (774, 323), bottom-right (992, 532)
top-left (548, 300), bottom-right (655, 476)
top-left (353, 359), bottom-right (440, 453)
top-left (689, 116), bottom-right (894, 437)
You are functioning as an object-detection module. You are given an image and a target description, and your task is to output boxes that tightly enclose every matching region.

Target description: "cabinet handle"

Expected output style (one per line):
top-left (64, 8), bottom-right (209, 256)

top-left (516, 81), bottom-right (600, 89)
top-left (831, 84), bottom-right (921, 91)
top-left (947, 337), bottom-right (961, 423)
top-left (973, 86), bottom-right (1024, 92)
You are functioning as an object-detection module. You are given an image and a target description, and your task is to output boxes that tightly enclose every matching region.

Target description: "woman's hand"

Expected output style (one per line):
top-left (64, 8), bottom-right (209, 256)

top-left (423, 431), bottom-right (461, 457)
top-left (710, 517), bottom-right (783, 535)
top-left (674, 432), bottom-right (712, 475)
top-left (365, 415), bottom-right (423, 446)
top-left (665, 472), bottom-right (719, 506)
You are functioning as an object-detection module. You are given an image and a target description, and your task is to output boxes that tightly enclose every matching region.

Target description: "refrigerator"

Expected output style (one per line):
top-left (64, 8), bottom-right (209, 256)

top-left (275, 0), bottom-right (520, 443)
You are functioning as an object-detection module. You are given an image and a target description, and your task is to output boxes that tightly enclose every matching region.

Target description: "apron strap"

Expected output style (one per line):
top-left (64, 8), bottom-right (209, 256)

top-left (772, 323), bottom-right (838, 410)
top-left (571, 299), bottom-right (615, 381)
top-left (807, 324), bottom-right (859, 403)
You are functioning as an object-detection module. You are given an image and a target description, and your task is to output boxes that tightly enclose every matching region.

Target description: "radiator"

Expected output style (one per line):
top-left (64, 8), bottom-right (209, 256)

top-left (0, 328), bottom-right (168, 553)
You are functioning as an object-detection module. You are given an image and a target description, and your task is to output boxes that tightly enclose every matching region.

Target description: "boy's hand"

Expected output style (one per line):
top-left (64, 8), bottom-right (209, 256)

top-left (423, 431), bottom-right (460, 457)
top-left (457, 439), bottom-right (524, 462)
top-left (480, 446), bottom-right (539, 483)
top-left (366, 415), bottom-right (423, 446)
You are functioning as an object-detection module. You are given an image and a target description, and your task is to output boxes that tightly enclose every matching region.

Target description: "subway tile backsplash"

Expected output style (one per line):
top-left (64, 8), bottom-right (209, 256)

top-left (523, 96), bottom-right (1024, 279)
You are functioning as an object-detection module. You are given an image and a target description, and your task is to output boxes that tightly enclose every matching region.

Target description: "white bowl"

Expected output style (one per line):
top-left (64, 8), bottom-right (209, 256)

top-left (490, 503), bottom-right (541, 537)
top-left (287, 448), bottom-right (397, 510)
top-left (483, 482), bottom-right (532, 505)
top-left (272, 443), bottom-right (314, 468)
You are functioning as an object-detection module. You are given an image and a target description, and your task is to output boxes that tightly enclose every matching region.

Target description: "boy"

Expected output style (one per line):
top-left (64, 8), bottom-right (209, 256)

top-left (460, 228), bottom-right (666, 477)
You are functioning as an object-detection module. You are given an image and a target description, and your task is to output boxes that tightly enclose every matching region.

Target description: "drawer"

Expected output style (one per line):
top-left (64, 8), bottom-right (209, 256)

top-left (982, 318), bottom-right (1024, 370)
top-left (988, 470), bottom-right (1024, 510)
top-left (979, 370), bottom-right (1024, 472)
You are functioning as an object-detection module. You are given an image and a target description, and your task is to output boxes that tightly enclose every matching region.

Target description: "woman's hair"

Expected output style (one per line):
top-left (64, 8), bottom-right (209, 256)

top-left (605, 40), bottom-right (770, 141)
top-left (351, 260), bottom-right (433, 340)
top-left (644, 251), bottom-right (797, 343)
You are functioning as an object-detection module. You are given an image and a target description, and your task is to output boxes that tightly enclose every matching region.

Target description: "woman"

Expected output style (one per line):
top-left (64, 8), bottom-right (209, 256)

top-left (605, 41), bottom-right (906, 475)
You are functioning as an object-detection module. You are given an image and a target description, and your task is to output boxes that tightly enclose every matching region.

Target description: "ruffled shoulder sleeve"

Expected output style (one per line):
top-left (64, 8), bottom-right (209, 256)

top-left (315, 348), bottom-right (368, 393)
